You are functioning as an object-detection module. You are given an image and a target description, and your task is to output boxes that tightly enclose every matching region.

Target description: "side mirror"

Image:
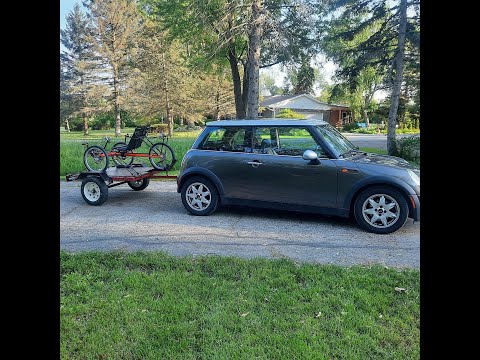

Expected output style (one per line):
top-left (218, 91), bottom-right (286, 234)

top-left (303, 150), bottom-right (320, 165)
top-left (303, 150), bottom-right (318, 161)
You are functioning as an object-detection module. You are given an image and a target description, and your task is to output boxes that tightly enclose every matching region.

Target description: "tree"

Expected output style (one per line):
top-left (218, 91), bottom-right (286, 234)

top-left (321, 0), bottom-right (419, 154)
top-left (60, 4), bottom-right (98, 135)
top-left (84, 0), bottom-right (142, 136)
top-left (290, 59), bottom-right (316, 95)
top-left (260, 73), bottom-right (283, 96)
top-left (124, 20), bottom-right (236, 132)
top-left (143, 0), bottom-right (318, 119)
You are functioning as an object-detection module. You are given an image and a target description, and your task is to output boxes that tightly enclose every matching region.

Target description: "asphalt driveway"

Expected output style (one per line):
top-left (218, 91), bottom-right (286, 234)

top-left (60, 181), bottom-right (420, 268)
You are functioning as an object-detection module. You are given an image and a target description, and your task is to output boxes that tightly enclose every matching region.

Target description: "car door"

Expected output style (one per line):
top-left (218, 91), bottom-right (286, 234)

top-left (196, 126), bottom-right (257, 199)
top-left (240, 126), bottom-right (338, 208)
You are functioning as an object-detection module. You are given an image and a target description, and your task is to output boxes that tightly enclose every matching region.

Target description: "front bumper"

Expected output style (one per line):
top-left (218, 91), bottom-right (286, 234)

top-left (409, 194), bottom-right (420, 221)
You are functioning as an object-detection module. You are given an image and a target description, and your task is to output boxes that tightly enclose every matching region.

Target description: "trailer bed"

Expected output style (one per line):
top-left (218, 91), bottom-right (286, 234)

top-left (65, 164), bottom-right (177, 205)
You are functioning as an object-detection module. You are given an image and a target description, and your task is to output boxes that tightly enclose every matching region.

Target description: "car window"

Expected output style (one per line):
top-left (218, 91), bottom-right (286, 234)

top-left (198, 127), bottom-right (251, 152)
top-left (253, 126), bottom-right (327, 157)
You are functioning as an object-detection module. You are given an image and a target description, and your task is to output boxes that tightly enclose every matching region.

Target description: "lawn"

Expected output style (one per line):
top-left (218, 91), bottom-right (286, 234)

top-left (61, 251), bottom-right (420, 359)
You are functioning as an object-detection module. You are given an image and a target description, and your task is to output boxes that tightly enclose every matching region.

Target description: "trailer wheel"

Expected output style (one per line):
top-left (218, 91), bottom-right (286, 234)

top-left (128, 178), bottom-right (150, 191)
top-left (81, 176), bottom-right (108, 205)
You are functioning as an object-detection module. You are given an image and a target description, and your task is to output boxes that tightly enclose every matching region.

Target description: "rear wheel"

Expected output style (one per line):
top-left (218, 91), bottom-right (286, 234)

top-left (353, 186), bottom-right (408, 234)
top-left (81, 176), bottom-right (108, 205)
top-left (111, 142), bottom-right (134, 167)
top-left (127, 178), bottom-right (150, 191)
top-left (180, 176), bottom-right (219, 216)
top-left (84, 145), bottom-right (109, 171)
top-left (149, 142), bottom-right (176, 171)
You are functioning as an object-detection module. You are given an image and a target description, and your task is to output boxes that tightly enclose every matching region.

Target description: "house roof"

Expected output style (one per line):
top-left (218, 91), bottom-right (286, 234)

top-left (260, 94), bottom-right (349, 110)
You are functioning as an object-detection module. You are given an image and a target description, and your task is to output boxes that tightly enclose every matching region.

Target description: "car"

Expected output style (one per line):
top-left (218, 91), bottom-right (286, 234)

top-left (177, 119), bottom-right (420, 234)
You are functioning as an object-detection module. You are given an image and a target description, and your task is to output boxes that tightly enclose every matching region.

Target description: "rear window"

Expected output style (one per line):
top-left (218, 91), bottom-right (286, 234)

top-left (198, 126), bottom-right (252, 152)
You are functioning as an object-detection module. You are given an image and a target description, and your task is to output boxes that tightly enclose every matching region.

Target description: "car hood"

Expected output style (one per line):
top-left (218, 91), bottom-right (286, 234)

top-left (353, 153), bottom-right (417, 171)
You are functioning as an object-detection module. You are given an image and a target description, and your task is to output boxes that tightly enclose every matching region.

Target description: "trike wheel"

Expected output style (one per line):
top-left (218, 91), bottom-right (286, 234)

top-left (111, 142), bottom-right (134, 167)
top-left (149, 142), bottom-right (176, 171)
top-left (128, 178), bottom-right (150, 191)
top-left (81, 176), bottom-right (108, 205)
top-left (84, 145), bottom-right (109, 171)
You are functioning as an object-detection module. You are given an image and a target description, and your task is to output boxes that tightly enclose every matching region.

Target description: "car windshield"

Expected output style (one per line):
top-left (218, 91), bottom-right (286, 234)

top-left (315, 124), bottom-right (357, 157)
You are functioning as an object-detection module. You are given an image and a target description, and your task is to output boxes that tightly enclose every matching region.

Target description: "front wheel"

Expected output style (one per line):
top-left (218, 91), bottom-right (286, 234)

top-left (180, 176), bottom-right (219, 216)
top-left (353, 186), bottom-right (409, 234)
top-left (127, 178), bottom-right (150, 191)
top-left (84, 145), bottom-right (109, 171)
top-left (149, 142), bottom-right (176, 171)
top-left (81, 176), bottom-right (108, 205)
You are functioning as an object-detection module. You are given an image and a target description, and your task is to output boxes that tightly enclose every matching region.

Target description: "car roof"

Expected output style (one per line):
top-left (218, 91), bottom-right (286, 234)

top-left (206, 118), bottom-right (328, 127)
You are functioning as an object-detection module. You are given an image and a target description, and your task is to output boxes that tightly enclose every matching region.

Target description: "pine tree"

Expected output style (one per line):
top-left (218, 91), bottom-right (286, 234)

top-left (84, 0), bottom-right (142, 136)
top-left (60, 4), bottom-right (99, 135)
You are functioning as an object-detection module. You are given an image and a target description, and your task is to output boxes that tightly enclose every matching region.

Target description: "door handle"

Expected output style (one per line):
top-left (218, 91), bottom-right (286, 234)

top-left (247, 161), bottom-right (263, 167)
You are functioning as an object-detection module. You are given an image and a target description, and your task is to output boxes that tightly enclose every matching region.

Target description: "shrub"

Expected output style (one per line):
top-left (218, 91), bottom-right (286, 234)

top-left (91, 113), bottom-right (115, 130)
top-left (342, 122), bottom-right (359, 132)
top-left (174, 125), bottom-right (204, 132)
top-left (396, 134), bottom-right (420, 164)
top-left (150, 123), bottom-right (170, 134)
top-left (275, 109), bottom-right (306, 119)
top-left (67, 117), bottom-right (85, 131)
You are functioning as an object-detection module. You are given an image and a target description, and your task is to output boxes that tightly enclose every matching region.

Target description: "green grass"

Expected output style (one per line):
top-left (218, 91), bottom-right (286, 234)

top-left (360, 147), bottom-right (388, 155)
top-left (61, 251), bottom-right (419, 359)
top-left (347, 127), bottom-right (420, 135)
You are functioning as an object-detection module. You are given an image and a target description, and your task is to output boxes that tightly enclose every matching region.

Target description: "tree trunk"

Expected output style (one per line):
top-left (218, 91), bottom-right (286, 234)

top-left (387, 0), bottom-right (407, 155)
top-left (64, 118), bottom-right (71, 132)
top-left (242, 61), bottom-right (249, 116)
top-left (161, 52), bottom-right (173, 136)
top-left (363, 108), bottom-right (370, 129)
top-left (80, 75), bottom-right (88, 135)
top-left (112, 63), bottom-right (121, 137)
top-left (83, 113), bottom-right (89, 135)
top-left (214, 88), bottom-right (220, 120)
top-left (245, 0), bottom-right (263, 119)
top-left (228, 46), bottom-right (246, 119)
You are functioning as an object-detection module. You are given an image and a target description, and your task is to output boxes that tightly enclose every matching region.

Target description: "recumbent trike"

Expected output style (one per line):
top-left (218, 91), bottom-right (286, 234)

top-left (83, 126), bottom-right (176, 172)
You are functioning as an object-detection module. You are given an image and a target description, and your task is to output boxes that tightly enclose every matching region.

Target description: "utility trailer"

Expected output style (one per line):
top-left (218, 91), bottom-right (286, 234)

top-left (66, 164), bottom-right (177, 205)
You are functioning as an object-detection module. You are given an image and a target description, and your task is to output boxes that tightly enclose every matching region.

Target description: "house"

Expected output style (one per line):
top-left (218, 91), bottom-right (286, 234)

top-left (259, 94), bottom-right (352, 128)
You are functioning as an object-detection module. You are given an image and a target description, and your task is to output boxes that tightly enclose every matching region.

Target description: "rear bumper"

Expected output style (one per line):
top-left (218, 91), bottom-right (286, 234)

top-left (409, 194), bottom-right (420, 221)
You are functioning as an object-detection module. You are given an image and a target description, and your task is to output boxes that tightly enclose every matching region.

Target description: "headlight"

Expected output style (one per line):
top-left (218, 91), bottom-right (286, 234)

top-left (407, 169), bottom-right (420, 186)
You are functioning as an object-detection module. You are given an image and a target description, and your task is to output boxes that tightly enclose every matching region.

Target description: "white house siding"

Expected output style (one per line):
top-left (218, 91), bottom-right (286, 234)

top-left (298, 112), bottom-right (323, 121)
top-left (273, 96), bottom-right (332, 111)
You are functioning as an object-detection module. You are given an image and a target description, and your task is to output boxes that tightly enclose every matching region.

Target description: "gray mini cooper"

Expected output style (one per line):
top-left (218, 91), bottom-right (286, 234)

top-left (177, 119), bottom-right (420, 234)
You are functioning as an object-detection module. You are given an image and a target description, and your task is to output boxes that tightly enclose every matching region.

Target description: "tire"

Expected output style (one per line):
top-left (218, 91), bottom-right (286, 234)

top-left (149, 142), bottom-right (176, 171)
top-left (180, 176), bottom-right (219, 216)
top-left (111, 142), bottom-right (134, 167)
top-left (81, 176), bottom-right (108, 206)
top-left (353, 186), bottom-right (409, 234)
top-left (84, 145), bottom-right (109, 171)
top-left (127, 178), bottom-right (150, 191)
